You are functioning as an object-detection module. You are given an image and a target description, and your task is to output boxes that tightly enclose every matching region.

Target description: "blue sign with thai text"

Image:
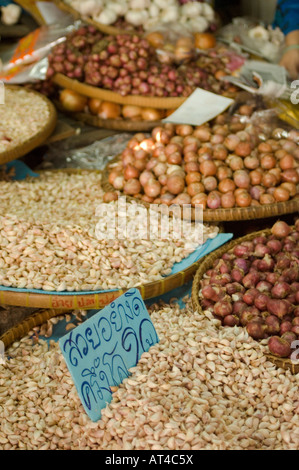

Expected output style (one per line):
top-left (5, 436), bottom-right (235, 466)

top-left (59, 288), bottom-right (159, 422)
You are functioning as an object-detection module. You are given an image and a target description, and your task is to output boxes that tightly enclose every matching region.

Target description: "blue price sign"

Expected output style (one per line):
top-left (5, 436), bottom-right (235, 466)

top-left (59, 288), bottom-right (159, 422)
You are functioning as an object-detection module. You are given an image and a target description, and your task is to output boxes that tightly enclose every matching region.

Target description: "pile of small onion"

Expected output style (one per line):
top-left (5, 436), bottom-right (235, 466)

top-left (59, 88), bottom-right (170, 121)
top-left (199, 220), bottom-right (299, 359)
top-left (47, 26), bottom-right (238, 98)
top-left (107, 115), bottom-right (299, 209)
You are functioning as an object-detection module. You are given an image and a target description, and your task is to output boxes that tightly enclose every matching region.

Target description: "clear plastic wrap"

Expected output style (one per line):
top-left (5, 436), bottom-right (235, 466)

top-left (217, 17), bottom-right (285, 64)
top-left (0, 17), bottom-right (79, 84)
top-left (39, 133), bottom-right (135, 170)
top-left (145, 22), bottom-right (196, 65)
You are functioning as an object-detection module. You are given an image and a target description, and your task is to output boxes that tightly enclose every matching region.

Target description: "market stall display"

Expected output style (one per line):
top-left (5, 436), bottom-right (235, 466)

top-left (0, 167), bottom-right (225, 309)
top-left (192, 220), bottom-right (299, 373)
top-left (0, 86), bottom-right (57, 165)
top-left (103, 112), bottom-right (299, 221)
top-left (48, 26), bottom-right (240, 99)
top-left (0, 296), bottom-right (298, 450)
top-left (0, 0), bottom-right (299, 454)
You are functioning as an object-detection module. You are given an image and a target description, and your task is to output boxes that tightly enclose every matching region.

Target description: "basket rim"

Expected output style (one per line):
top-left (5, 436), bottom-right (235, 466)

top-left (54, 101), bottom-right (163, 132)
top-left (0, 308), bottom-right (68, 349)
top-left (53, 73), bottom-right (186, 109)
top-left (102, 155), bottom-right (299, 222)
top-left (191, 227), bottom-right (299, 374)
top-left (0, 85), bottom-right (57, 165)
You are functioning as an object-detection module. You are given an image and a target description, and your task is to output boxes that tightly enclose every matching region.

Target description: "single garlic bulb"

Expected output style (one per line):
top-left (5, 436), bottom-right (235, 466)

top-left (125, 9), bottom-right (149, 26)
top-left (1, 4), bottom-right (22, 25)
top-left (248, 26), bottom-right (270, 42)
top-left (94, 8), bottom-right (117, 25)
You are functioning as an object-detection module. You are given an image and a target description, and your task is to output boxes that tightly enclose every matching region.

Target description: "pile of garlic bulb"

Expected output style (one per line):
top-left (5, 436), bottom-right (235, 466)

top-left (64, 0), bottom-right (215, 32)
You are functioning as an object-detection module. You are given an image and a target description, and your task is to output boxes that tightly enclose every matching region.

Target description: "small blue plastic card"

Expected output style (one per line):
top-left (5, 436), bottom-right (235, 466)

top-left (59, 288), bottom-right (159, 422)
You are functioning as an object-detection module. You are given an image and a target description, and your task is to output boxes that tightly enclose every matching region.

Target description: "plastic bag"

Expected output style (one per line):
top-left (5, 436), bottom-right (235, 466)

top-left (0, 17), bottom-right (79, 83)
top-left (217, 17), bottom-right (285, 64)
top-left (145, 22), bottom-right (196, 65)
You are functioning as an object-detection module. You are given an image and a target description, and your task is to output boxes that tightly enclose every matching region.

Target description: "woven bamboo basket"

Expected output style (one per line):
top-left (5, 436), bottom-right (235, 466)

top-left (191, 228), bottom-right (299, 374)
top-left (0, 168), bottom-right (222, 310)
top-left (102, 155), bottom-right (299, 222)
top-left (53, 73), bottom-right (186, 109)
top-left (0, 309), bottom-right (67, 350)
top-left (54, 0), bottom-right (142, 36)
top-left (55, 102), bottom-right (162, 132)
top-left (0, 86), bottom-right (57, 165)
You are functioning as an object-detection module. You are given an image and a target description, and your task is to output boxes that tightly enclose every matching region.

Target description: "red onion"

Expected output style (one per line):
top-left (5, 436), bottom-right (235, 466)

top-left (271, 282), bottom-right (291, 299)
top-left (214, 300), bottom-right (233, 317)
top-left (254, 292), bottom-right (269, 311)
top-left (280, 321), bottom-right (293, 335)
top-left (265, 316), bottom-right (281, 335)
top-left (243, 288), bottom-right (259, 305)
top-left (267, 298), bottom-right (292, 319)
top-left (242, 272), bottom-right (260, 289)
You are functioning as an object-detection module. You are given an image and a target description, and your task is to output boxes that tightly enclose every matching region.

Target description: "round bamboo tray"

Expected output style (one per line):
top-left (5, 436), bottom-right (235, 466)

top-left (54, 0), bottom-right (142, 36)
top-left (102, 156), bottom-right (299, 222)
top-left (53, 73), bottom-right (186, 109)
top-left (0, 86), bottom-right (57, 165)
top-left (191, 228), bottom-right (299, 375)
top-left (0, 167), bottom-right (221, 310)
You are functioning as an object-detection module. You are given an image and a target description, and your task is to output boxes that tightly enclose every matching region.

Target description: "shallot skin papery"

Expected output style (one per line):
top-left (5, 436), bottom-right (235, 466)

top-left (198, 221), bottom-right (299, 359)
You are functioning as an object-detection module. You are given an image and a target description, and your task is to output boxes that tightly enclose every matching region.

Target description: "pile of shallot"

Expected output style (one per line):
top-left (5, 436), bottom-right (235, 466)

top-left (47, 26), bottom-right (236, 97)
top-left (199, 220), bottom-right (299, 359)
top-left (107, 115), bottom-right (299, 209)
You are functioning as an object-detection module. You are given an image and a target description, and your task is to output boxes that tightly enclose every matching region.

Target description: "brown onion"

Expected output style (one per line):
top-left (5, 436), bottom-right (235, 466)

top-left (141, 108), bottom-right (163, 121)
top-left (228, 156), bottom-right (244, 171)
top-left (250, 169), bottom-right (263, 185)
top-left (191, 193), bottom-right (207, 208)
top-left (235, 142), bottom-right (252, 157)
top-left (88, 98), bottom-right (102, 115)
top-left (262, 173), bottom-right (277, 188)
top-left (144, 179), bottom-right (161, 198)
top-left (233, 170), bottom-right (250, 189)
top-left (280, 182), bottom-right (297, 197)
top-left (199, 160), bottom-right (217, 176)
top-left (273, 186), bottom-right (290, 202)
top-left (124, 164), bottom-right (140, 180)
top-left (217, 166), bottom-right (233, 181)
top-left (186, 172), bottom-right (201, 185)
top-left (244, 155), bottom-right (259, 170)
top-left (187, 182), bottom-right (205, 197)
top-left (98, 101), bottom-right (121, 119)
top-left (218, 178), bottom-right (236, 193)
top-left (271, 220), bottom-right (291, 238)
top-left (281, 169), bottom-right (299, 184)
top-left (166, 175), bottom-right (185, 195)
top-left (280, 154), bottom-right (295, 170)
top-left (60, 89), bottom-right (87, 112)
top-left (259, 193), bottom-right (275, 205)
top-left (260, 154), bottom-right (276, 170)
top-left (235, 190), bottom-right (252, 207)
top-left (122, 105), bottom-right (142, 119)
top-left (221, 191), bottom-right (235, 208)
top-left (203, 176), bottom-right (217, 192)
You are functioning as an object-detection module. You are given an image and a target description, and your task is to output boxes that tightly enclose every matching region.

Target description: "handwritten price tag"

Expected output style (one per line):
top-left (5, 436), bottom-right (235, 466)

top-left (59, 288), bottom-right (159, 422)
